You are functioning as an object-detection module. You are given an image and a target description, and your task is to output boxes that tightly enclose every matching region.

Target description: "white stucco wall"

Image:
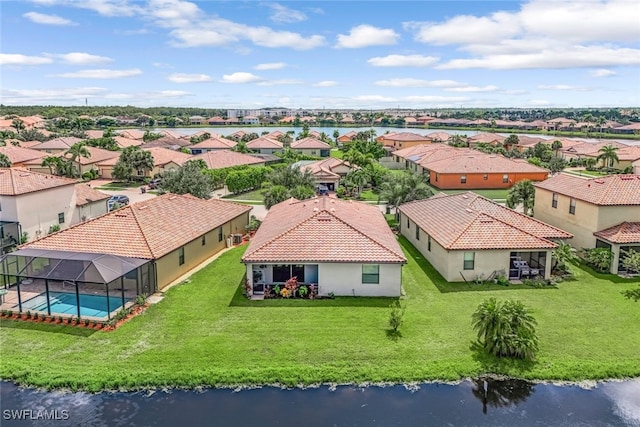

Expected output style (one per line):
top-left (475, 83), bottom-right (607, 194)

top-left (72, 199), bottom-right (109, 225)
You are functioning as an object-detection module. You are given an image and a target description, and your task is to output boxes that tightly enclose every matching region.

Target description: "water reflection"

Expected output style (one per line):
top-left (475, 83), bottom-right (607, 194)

top-left (470, 377), bottom-right (534, 414)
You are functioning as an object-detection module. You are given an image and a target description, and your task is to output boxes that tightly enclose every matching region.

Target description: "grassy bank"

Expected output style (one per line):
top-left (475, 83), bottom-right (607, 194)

top-left (1, 239), bottom-right (639, 391)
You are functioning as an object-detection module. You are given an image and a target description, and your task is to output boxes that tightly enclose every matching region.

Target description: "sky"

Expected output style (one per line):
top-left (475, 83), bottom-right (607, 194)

top-left (1, 0), bottom-right (639, 109)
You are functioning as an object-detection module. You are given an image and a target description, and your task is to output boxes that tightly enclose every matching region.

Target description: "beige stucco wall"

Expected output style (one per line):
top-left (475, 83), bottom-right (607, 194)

top-left (400, 211), bottom-right (552, 281)
top-left (72, 199), bottom-right (109, 225)
top-left (317, 262), bottom-right (403, 296)
top-left (155, 212), bottom-right (249, 289)
top-left (1, 184), bottom-right (77, 242)
top-left (535, 187), bottom-right (640, 250)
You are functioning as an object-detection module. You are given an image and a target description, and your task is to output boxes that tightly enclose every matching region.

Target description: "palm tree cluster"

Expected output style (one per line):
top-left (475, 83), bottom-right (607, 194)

top-left (41, 142), bottom-right (91, 178)
top-left (261, 166), bottom-right (316, 208)
top-left (472, 298), bottom-right (539, 361)
top-left (379, 171), bottom-right (434, 217)
top-left (506, 180), bottom-right (536, 216)
top-left (112, 146), bottom-right (154, 182)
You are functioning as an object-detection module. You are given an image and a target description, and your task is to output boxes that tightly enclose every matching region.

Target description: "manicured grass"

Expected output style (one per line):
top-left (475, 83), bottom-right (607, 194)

top-left (330, 149), bottom-right (343, 159)
top-left (563, 169), bottom-right (612, 178)
top-left (1, 240), bottom-right (639, 391)
top-left (96, 181), bottom-right (144, 190)
top-left (357, 189), bottom-right (381, 202)
top-left (426, 184), bottom-right (509, 200)
top-left (223, 189), bottom-right (264, 201)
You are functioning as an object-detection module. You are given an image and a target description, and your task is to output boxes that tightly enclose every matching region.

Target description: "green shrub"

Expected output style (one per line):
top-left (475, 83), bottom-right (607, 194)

top-left (388, 301), bottom-right (405, 333)
top-left (583, 248), bottom-right (613, 273)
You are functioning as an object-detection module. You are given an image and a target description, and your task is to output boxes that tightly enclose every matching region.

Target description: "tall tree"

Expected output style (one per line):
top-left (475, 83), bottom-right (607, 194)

top-left (379, 171), bottom-right (433, 218)
top-left (551, 140), bottom-right (563, 156)
top-left (506, 180), bottom-right (536, 216)
top-left (160, 160), bottom-right (213, 199)
top-left (596, 144), bottom-right (619, 169)
top-left (41, 156), bottom-right (65, 175)
top-left (112, 146), bottom-right (154, 182)
top-left (65, 142), bottom-right (91, 177)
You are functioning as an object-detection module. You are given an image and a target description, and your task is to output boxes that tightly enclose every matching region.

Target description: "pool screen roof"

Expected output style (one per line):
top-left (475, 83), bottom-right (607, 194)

top-left (0, 248), bottom-right (149, 284)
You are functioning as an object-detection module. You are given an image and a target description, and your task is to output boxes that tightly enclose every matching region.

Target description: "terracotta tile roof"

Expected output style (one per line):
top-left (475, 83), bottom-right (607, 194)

top-left (514, 135), bottom-right (546, 146)
top-left (190, 135), bottom-right (237, 150)
top-left (378, 132), bottom-right (431, 142)
top-left (159, 130), bottom-right (184, 139)
top-left (561, 141), bottom-right (627, 156)
top-left (0, 168), bottom-right (77, 195)
top-left (60, 146), bottom-right (120, 165)
top-left (242, 197), bottom-right (406, 264)
top-left (246, 137), bottom-right (283, 149)
top-left (594, 222), bottom-right (640, 244)
top-left (84, 130), bottom-right (104, 139)
top-left (425, 132), bottom-right (452, 142)
top-left (616, 146), bottom-right (640, 162)
top-left (534, 174), bottom-right (640, 205)
top-left (144, 147), bottom-right (193, 166)
top-left (140, 136), bottom-right (191, 150)
top-left (0, 145), bottom-right (45, 164)
top-left (423, 152), bottom-right (549, 174)
top-left (117, 130), bottom-right (145, 140)
top-left (399, 192), bottom-right (571, 250)
top-left (299, 158), bottom-right (354, 179)
top-left (31, 137), bottom-right (82, 151)
top-left (74, 183), bottom-right (110, 206)
top-left (24, 194), bottom-right (252, 259)
top-left (265, 131), bottom-right (284, 139)
top-left (191, 150), bottom-right (264, 169)
top-left (291, 137), bottom-right (331, 149)
top-left (468, 133), bottom-right (506, 144)
top-left (393, 144), bottom-right (462, 161)
top-left (113, 136), bottom-right (143, 149)
top-left (18, 140), bottom-right (43, 149)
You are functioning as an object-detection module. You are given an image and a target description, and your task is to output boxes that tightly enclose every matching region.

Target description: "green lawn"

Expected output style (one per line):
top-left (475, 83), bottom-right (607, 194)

top-left (330, 149), bottom-right (343, 159)
top-left (1, 239), bottom-right (639, 391)
top-left (563, 169), bottom-right (612, 178)
top-left (426, 184), bottom-right (509, 200)
top-left (223, 189), bottom-right (264, 201)
top-left (95, 181), bottom-right (144, 190)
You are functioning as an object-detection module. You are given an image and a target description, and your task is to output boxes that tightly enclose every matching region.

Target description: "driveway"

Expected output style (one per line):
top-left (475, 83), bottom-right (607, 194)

top-left (89, 180), bottom-right (157, 205)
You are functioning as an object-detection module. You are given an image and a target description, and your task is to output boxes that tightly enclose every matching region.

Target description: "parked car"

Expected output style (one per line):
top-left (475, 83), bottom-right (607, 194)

top-left (108, 195), bottom-right (130, 211)
top-left (148, 178), bottom-right (162, 189)
top-left (316, 185), bottom-right (329, 196)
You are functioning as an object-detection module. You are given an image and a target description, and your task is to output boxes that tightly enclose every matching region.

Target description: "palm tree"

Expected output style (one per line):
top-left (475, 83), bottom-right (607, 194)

top-left (596, 144), bottom-right (619, 169)
top-left (345, 168), bottom-right (368, 198)
top-left (472, 298), bottom-right (538, 361)
top-left (11, 118), bottom-right (25, 132)
top-left (262, 185), bottom-right (291, 209)
top-left (551, 140), bottom-right (563, 157)
top-left (41, 156), bottom-right (64, 175)
top-left (379, 171), bottom-right (433, 218)
top-left (65, 142), bottom-right (91, 177)
top-left (506, 180), bottom-right (535, 216)
top-left (551, 241), bottom-right (578, 273)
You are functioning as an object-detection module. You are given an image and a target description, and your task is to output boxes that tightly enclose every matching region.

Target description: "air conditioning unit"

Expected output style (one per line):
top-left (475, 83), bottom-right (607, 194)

top-left (233, 234), bottom-right (243, 244)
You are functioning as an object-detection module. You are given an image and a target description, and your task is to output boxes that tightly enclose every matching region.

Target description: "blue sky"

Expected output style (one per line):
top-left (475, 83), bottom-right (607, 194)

top-left (1, 0), bottom-right (639, 109)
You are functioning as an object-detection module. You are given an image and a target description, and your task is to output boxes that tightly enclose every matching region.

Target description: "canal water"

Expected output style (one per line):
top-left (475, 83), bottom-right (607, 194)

top-left (1, 379), bottom-right (639, 426)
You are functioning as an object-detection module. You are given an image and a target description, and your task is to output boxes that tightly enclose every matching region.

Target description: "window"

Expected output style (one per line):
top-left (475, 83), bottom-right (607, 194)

top-left (463, 252), bottom-right (475, 270)
top-left (569, 198), bottom-right (576, 215)
top-left (552, 193), bottom-right (558, 209)
top-left (273, 265), bottom-right (290, 282)
top-left (291, 265), bottom-right (305, 283)
top-left (407, 217), bottom-right (410, 228)
top-left (503, 174), bottom-right (509, 183)
top-left (58, 213), bottom-right (65, 224)
top-left (362, 264), bottom-right (380, 284)
top-left (218, 226), bottom-right (223, 242)
top-left (483, 174), bottom-right (488, 180)
top-left (460, 175), bottom-right (467, 184)
top-left (311, 150), bottom-right (317, 155)
top-left (201, 235), bottom-right (206, 246)
top-left (428, 235), bottom-right (431, 252)
top-left (178, 247), bottom-right (185, 265)
top-left (435, 173), bottom-right (439, 182)
top-left (137, 169), bottom-right (144, 176)
top-left (415, 226), bottom-right (420, 240)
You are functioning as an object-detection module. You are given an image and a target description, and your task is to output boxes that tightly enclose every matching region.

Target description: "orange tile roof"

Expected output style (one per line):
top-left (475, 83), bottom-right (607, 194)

top-left (299, 158), bottom-right (354, 179)
top-left (0, 145), bottom-right (45, 164)
top-left (190, 135), bottom-right (237, 150)
top-left (74, 183), bottom-right (110, 205)
top-left (144, 147), bottom-right (193, 166)
top-left (399, 192), bottom-right (571, 250)
top-left (242, 197), bottom-right (406, 264)
top-left (561, 141), bottom-right (627, 156)
top-left (468, 133), bottom-right (505, 144)
top-left (84, 130), bottom-right (104, 139)
top-left (117, 129), bottom-right (145, 140)
top-left (60, 146), bottom-right (120, 165)
top-left (423, 152), bottom-right (549, 174)
top-left (246, 137), bottom-right (283, 149)
top-left (594, 222), bottom-right (640, 244)
top-left (378, 132), bottom-right (431, 142)
top-left (191, 150), bottom-right (264, 169)
top-left (113, 136), bottom-right (143, 149)
top-left (0, 168), bottom-right (77, 195)
top-left (24, 194), bottom-right (252, 259)
top-left (31, 137), bottom-right (82, 151)
top-left (616, 146), bottom-right (640, 161)
top-left (534, 174), bottom-right (640, 205)
top-left (291, 137), bottom-right (331, 149)
top-left (425, 132), bottom-right (452, 142)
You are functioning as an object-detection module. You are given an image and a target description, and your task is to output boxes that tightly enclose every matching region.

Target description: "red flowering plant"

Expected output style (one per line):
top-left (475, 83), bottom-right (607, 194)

top-left (284, 276), bottom-right (299, 297)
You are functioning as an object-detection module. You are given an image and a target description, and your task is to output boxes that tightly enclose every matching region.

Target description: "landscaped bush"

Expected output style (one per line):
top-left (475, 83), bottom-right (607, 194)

top-left (225, 166), bottom-right (270, 194)
top-left (583, 248), bottom-right (614, 273)
top-left (263, 277), bottom-right (317, 299)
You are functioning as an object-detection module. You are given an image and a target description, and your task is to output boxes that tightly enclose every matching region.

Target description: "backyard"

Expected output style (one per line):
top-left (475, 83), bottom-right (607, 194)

top-left (0, 238), bottom-right (638, 391)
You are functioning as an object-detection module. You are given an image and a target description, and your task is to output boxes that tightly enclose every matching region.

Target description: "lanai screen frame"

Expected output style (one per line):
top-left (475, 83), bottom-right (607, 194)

top-left (0, 248), bottom-right (155, 319)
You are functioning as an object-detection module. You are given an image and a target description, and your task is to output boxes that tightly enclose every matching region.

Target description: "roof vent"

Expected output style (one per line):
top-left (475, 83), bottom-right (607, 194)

top-left (465, 208), bottom-right (473, 213)
top-left (330, 208), bottom-right (336, 212)
top-left (313, 207), bottom-right (319, 212)
top-left (594, 179), bottom-right (605, 184)
top-left (462, 195), bottom-right (469, 199)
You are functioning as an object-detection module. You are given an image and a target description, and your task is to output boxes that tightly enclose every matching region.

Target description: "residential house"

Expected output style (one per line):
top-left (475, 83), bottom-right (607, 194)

top-left (399, 192), bottom-right (572, 282)
top-left (139, 136), bottom-right (191, 151)
top-left (144, 147), bottom-right (193, 177)
top-left (337, 131), bottom-right (357, 145)
top-left (0, 145), bottom-right (45, 168)
top-left (534, 174), bottom-right (640, 273)
top-left (189, 116), bottom-right (206, 125)
top-left (24, 146), bottom-right (119, 176)
top-left (113, 136), bottom-right (143, 149)
top-left (377, 132), bottom-right (432, 150)
top-left (19, 194), bottom-right (252, 291)
top-left (633, 159), bottom-right (640, 175)
top-left (242, 196), bottom-right (406, 297)
top-left (117, 130), bottom-right (145, 140)
top-left (425, 132), bottom-right (453, 143)
top-left (296, 158), bottom-right (355, 190)
top-left (242, 116), bottom-right (260, 125)
top-left (560, 141), bottom-right (629, 166)
top-left (291, 137), bottom-right (331, 157)
top-left (71, 183), bottom-right (110, 224)
top-left (467, 133), bottom-right (505, 147)
top-left (30, 137), bottom-right (82, 154)
top-left (191, 150), bottom-right (265, 170)
top-left (246, 137), bottom-right (283, 154)
top-left (189, 135), bottom-right (237, 154)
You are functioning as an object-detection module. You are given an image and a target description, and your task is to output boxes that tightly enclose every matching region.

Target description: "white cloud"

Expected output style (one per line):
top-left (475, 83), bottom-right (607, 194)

top-left (352, 95), bottom-right (398, 102)
top-left (0, 86), bottom-right (108, 104)
top-left (538, 84), bottom-right (591, 91)
top-left (374, 78), bottom-right (463, 88)
top-left (367, 54), bottom-right (439, 67)
top-left (335, 25), bottom-right (399, 48)
top-left (23, 11), bottom-right (77, 25)
top-left (254, 62), bottom-right (287, 70)
top-left (0, 54), bottom-right (53, 65)
top-left (46, 52), bottom-right (113, 65)
top-left (115, 28), bottom-right (150, 35)
top-left (445, 85), bottom-right (500, 93)
top-left (167, 73), bottom-right (212, 83)
top-left (590, 68), bottom-right (617, 78)
top-left (313, 81), bottom-right (338, 87)
top-left (153, 62), bottom-right (174, 68)
top-left (257, 79), bottom-right (304, 86)
top-left (221, 72), bottom-right (263, 83)
top-left (265, 3), bottom-right (307, 24)
top-left (54, 68), bottom-right (143, 78)
top-left (155, 90), bottom-right (192, 97)
top-left (31, 0), bottom-right (144, 17)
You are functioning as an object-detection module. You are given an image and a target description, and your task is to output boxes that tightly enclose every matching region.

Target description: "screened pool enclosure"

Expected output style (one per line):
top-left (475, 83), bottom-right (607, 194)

top-left (0, 248), bottom-right (156, 320)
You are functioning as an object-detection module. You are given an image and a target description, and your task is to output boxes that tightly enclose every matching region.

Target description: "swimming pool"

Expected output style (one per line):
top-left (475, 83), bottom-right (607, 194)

top-left (20, 292), bottom-right (127, 318)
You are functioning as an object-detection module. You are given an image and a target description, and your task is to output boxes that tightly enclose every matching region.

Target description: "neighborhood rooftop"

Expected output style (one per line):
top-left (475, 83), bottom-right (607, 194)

top-left (593, 222), bottom-right (640, 244)
top-left (399, 192), bottom-right (572, 250)
top-left (0, 168), bottom-right (76, 196)
top-left (24, 193), bottom-right (252, 259)
top-left (242, 196), bottom-right (406, 264)
top-left (534, 174), bottom-right (640, 206)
